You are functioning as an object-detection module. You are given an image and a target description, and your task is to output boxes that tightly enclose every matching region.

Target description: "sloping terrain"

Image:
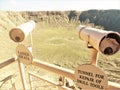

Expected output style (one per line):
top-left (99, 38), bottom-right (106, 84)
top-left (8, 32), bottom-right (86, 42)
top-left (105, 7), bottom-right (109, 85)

top-left (0, 10), bottom-right (120, 89)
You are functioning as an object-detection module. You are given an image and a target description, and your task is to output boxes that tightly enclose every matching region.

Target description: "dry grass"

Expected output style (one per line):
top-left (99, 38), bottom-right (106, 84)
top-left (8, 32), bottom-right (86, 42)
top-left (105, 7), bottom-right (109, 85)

top-left (0, 11), bottom-right (120, 89)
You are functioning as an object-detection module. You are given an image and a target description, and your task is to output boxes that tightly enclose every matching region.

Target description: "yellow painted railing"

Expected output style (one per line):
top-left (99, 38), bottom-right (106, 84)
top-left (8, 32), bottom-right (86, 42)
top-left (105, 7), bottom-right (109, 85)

top-left (0, 58), bottom-right (15, 69)
top-left (0, 58), bottom-right (120, 90)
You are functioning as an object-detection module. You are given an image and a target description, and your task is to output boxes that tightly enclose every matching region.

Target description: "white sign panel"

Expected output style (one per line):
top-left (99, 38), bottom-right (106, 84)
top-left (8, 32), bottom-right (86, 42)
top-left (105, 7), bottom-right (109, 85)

top-left (75, 64), bottom-right (108, 90)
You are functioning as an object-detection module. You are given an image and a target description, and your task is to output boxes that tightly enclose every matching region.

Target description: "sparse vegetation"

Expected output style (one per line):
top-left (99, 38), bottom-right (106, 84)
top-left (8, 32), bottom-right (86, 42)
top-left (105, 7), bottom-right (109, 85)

top-left (79, 9), bottom-right (120, 32)
top-left (0, 10), bottom-right (120, 89)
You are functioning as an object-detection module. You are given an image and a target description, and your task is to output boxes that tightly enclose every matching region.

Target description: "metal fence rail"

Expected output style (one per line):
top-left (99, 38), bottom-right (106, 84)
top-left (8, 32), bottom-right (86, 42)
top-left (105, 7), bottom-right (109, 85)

top-left (28, 72), bottom-right (73, 90)
top-left (0, 58), bottom-right (120, 90)
top-left (0, 58), bottom-right (16, 69)
top-left (32, 59), bottom-right (120, 90)
top-left (0, 58), bottom-right (16, 90)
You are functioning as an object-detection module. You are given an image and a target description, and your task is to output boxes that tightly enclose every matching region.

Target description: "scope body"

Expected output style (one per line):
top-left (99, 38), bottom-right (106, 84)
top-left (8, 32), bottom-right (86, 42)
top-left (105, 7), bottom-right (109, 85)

top-left (9, 20), bottom-right (35, 42)
top-left (78, 26), bottom-right (120, 55)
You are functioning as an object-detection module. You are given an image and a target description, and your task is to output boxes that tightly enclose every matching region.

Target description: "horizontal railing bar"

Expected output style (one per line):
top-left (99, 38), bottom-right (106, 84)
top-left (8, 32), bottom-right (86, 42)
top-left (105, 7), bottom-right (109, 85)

top-left (107, 82), bottom-right (120, 90)
top-left (29, 72), bottom-right (73, 90)
top-left (0, 58), bottom-right (16, 69)
top-left (29, 72), bottom-right (59, 86)
top-left (1, 58), bottom-right (120, 89)
top-left (32, 59), bottom-right (120, 90)
top-left (32, 59), bottom-right (75, 80)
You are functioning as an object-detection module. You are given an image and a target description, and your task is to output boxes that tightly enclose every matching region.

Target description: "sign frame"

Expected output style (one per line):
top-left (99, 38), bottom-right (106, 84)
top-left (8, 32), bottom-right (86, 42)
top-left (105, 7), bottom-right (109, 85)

top-left (16, 44), bottom-right (33, 64)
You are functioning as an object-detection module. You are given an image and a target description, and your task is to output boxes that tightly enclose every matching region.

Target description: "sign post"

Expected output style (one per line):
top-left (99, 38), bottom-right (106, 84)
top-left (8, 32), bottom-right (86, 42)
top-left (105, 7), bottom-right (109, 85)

top-left (16, 44), bottom-right (33, 90)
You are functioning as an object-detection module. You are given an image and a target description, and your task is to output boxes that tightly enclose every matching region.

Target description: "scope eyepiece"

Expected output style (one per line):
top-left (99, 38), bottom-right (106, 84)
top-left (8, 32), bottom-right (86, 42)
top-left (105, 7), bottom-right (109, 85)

top-left (15, 36), bottom-right (21, 42)
top-left (104, 47), bottom-right (113, 55)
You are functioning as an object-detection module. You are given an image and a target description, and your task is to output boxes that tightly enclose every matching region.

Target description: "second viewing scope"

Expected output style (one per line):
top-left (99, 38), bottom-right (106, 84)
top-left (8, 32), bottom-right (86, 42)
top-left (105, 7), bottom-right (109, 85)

top-left (78, 26), bottom-right (120, 55)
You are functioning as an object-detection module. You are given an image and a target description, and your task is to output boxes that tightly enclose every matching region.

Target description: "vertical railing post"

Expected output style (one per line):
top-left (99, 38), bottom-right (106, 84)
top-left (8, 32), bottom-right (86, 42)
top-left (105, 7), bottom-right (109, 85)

top-left (18, 61), bottom-right (27, 90)
top-left (28, 73), bottom-right (32, 90)
top-left (10, 77), bottom-right (16, 90)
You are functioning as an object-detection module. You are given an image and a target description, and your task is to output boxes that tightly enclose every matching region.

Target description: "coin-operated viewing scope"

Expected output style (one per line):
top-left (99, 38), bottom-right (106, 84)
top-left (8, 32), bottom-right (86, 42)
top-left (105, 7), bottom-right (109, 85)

top-left (78, 26), bottom-right (120, 65)
top-left (9, 20), bottom-right (35, 42)
top-left (78, 26), bottom-right (120, 55)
